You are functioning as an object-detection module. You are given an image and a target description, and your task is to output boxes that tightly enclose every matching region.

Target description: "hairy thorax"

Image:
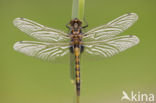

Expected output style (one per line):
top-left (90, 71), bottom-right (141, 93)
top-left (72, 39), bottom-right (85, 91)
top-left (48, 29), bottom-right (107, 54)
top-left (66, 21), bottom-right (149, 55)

top-left (70, 29), bottom-right (83, 45)
top-left (69, 18), bottom-right (84, 53)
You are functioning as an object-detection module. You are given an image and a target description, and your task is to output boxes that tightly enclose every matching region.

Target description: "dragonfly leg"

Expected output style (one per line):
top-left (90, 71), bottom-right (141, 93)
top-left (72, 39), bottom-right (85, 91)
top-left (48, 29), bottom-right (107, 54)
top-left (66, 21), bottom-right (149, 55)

top-left (82, 18), bottom-right (88, 28)
top-left (66, 23), bottom-right (71, 29)
top-left (66, 23), bottom-right (72, 33)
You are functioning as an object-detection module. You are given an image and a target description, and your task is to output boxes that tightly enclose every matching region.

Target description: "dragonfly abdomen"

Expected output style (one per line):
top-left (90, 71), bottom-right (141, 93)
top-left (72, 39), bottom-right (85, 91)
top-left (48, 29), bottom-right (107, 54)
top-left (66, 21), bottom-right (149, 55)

top-left (74, 47), bottom-right (81, 96)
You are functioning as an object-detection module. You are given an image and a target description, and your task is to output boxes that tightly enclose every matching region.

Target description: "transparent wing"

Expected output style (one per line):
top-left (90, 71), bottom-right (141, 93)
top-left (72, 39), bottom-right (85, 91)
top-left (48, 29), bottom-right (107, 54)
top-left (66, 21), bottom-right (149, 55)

top-left (84, 13), bottom-right (138, 40)
top-left (13, 41), bottom-right (70, 61)
top-left (13, 18), bottom-right (69, 42)
top-left (83, 35), bottom-right (139, 57)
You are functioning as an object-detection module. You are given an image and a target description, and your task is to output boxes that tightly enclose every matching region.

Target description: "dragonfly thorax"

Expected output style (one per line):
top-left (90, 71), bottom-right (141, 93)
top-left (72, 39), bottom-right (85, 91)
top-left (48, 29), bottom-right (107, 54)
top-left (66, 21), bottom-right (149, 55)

top-left (69, 18), bottom-right (83, 45)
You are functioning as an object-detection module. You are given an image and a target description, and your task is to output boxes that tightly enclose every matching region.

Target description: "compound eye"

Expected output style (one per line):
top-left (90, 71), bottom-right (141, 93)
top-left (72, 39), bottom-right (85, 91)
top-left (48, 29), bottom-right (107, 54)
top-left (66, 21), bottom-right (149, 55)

top-left (78, 21), bottom-right (82, 25)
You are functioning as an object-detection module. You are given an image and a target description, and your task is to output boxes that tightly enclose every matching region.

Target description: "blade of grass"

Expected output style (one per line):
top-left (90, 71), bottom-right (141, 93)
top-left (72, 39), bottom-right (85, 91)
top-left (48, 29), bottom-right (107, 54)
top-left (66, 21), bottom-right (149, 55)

top-left (72, 0), bottom-right (78, 19)
top-left (72, 0), bottom-right (85, 21)
top-left (78, 0), bottom-right (85, 21)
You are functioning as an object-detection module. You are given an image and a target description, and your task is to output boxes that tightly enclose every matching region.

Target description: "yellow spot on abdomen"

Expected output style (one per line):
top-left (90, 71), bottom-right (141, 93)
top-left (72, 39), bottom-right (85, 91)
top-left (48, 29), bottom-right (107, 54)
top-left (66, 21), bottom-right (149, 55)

top-left (76, 64), bottom-right (79, 69)
top-left (76, 77), bottom-right (80, 83)
top-left (76, 71), bottom-right (80, 76)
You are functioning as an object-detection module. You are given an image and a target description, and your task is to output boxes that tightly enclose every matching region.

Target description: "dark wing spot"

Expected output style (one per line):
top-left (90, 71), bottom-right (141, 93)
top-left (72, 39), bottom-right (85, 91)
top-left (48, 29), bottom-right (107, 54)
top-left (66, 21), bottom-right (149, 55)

top-left (20, 17), bottom-right (24, 20)
top-left (129, 35), bottom-right (133, 37)
top-left (19, 41), bottom-right (23, 43)
top-left (128, 13), bottom-right (132, 15)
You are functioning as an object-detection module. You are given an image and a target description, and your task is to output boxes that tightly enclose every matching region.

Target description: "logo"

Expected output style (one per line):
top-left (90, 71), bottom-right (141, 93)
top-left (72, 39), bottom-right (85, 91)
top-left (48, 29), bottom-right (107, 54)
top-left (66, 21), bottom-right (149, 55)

top-left (121, 91), bottom-right (155, 102)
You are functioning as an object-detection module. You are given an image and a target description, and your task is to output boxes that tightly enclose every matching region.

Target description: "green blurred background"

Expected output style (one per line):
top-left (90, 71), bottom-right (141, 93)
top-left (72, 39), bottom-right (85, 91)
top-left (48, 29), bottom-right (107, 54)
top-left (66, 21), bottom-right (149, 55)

top-left (1, 0), bottom-right (156, 103)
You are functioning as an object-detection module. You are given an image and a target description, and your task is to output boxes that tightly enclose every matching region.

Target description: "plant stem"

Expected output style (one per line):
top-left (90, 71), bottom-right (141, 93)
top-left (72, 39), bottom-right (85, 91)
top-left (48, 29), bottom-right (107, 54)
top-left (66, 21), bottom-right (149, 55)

top-left (72, 0), bottom-right (79, 19)
top-left (72, 0), bottom-right (85, 21)
top-left (78, 0), bottom-right (85, 21)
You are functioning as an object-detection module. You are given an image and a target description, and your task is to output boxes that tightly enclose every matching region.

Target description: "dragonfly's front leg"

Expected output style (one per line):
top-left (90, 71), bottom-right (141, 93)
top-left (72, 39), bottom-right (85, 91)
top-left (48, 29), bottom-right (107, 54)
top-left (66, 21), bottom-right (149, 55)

top-left (66, 22), bottom-right (72, 29)
top-left (66, 23), bottom-right (72, 33)
top-left (82, 19), bottom-right (88, 28)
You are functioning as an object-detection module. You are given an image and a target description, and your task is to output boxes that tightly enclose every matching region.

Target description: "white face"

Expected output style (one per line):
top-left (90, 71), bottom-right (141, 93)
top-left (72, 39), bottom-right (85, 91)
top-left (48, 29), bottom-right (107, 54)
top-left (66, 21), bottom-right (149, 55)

top-left (74, 23), bottom-right (79, 28)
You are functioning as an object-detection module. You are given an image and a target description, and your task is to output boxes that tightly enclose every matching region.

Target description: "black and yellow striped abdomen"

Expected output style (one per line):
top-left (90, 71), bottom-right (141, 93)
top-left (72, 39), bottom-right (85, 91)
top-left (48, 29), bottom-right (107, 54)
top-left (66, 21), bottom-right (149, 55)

top-left (74, 47), bottom-right (81, 96)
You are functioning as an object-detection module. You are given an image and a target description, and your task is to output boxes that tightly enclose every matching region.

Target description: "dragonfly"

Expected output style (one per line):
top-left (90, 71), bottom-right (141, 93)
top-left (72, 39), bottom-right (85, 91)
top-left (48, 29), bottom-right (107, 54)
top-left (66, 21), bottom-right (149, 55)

top-left (13, 13), bottom-right (139, 103)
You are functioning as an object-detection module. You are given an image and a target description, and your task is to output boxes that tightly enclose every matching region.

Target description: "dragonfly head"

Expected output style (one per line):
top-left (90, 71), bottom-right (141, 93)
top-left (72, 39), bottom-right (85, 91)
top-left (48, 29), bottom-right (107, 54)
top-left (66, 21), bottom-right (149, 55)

top-left (70, 18), bottom-right (82, 28)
